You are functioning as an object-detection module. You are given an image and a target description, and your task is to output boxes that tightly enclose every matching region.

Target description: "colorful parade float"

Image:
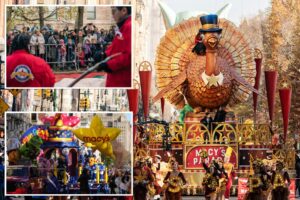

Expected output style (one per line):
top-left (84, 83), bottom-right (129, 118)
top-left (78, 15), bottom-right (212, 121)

top-left (6, 113), bottom-right (123, 194)
top-left (131, 2), bottom-right (296, 200)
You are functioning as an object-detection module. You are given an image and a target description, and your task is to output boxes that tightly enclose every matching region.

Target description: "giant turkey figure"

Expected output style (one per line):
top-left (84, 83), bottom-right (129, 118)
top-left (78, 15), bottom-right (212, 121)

top-left (153, 14), bottom-right (258, 110)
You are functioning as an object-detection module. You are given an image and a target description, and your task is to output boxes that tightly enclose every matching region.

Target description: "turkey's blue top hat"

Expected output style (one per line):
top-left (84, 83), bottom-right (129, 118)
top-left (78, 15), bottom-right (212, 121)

top-left (199, 14), bottom-right (222, 33)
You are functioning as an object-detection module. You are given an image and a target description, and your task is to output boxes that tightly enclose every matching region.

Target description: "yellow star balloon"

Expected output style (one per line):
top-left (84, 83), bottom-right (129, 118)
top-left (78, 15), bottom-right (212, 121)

top-left (72, 115), bottom-right (121, 159)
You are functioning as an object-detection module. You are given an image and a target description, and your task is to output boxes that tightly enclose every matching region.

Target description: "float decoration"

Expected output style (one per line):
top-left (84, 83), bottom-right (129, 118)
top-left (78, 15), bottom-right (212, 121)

top-left (153, 15), bottom-right (258, 110)
top-left (264, 68), bottom-right (278, 123)
top-left (139, 61), bottom-right (152, 119)
top-left (41, 113), bottom-right (80, 127)
top-left (253, 48), bottom-right (263, 113)
top-left (72, 115), bottom-right (121, 159)
top-left (161, 97), bottom-right (165, 119)
top-left (127, 79), bottom-right (139, 144)
top-left (279, 78), bottom-right (292, 143)
top-left (19, 135), bottom-right (43, 160)
top-left (127, 79), bottom-right (140, 122)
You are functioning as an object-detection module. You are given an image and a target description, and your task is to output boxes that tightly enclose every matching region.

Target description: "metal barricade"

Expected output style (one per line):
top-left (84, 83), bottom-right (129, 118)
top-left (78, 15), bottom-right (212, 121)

top-left (28, 43), bottom-right (79, 71)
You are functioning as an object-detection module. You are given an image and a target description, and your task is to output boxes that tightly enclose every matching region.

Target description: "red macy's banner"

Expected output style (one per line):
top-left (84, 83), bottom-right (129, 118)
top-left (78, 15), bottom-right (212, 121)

top-left (185, 145), bottom-right (238, 169)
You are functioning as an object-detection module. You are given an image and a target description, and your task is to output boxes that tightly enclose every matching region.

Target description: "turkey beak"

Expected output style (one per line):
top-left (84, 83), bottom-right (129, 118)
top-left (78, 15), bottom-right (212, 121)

top-left (207, 36), bottom-right (218, 48)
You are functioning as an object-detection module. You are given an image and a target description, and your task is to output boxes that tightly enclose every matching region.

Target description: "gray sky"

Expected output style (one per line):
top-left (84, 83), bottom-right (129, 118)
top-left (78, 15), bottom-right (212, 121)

top-left (164, 0), bottom-right (270, 25)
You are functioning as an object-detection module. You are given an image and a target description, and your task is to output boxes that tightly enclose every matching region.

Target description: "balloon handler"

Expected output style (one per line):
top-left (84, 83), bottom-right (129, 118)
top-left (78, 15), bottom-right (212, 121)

top-left (70, 6), bottom-right (132, 88)
top-left (6, 33), bottom-right (55, 87)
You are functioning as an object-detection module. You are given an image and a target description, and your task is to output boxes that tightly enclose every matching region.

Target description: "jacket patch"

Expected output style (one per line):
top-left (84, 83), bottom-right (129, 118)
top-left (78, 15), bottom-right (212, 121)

top-left (11, 65), bottom-right (34, 83)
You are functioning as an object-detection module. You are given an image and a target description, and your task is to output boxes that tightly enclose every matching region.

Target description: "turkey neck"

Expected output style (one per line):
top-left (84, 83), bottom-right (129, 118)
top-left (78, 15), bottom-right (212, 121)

top-left (205, 50), bottom-right (220, 76)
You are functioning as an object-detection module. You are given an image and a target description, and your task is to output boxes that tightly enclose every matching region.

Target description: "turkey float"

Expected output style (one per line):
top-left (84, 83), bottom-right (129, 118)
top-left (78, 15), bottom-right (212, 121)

top-left (153, 11), bottom-right (258, 110)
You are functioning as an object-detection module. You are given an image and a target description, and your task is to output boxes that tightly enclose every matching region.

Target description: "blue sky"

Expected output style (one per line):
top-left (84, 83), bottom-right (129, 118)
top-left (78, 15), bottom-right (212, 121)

top-left (164, 0), bottom-right (270, 25)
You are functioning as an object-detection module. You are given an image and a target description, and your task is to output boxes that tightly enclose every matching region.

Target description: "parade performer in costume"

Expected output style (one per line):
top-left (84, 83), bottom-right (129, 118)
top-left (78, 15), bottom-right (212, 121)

top-left (223, 147), bottom-right (236, 200)
top-left (163, 160), bottom-right (186, 200)
top-left (271, 160), bottom-right (290, 200)
top-left (7, 33), bottom-right (55, 87)
top-left (152, 155), bottom-right (163, 200)
top-left (216, 158), bottom-right (228, 200)
top-left (94, 6), bottom-right (131, 87)
top-left (133, 157), bottom-right (155, 200)
top-left (202, 159), bottom-right (222, 200)
top-left (244, 159), bottom-right (269, 200)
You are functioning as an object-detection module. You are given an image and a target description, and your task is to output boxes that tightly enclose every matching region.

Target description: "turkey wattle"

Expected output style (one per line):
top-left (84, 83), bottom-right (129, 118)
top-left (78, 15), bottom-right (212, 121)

top-left (153, 14), bottom-right (258, 110)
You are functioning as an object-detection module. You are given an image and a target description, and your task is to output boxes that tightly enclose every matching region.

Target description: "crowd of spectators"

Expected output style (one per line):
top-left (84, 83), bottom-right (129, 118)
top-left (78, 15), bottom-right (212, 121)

top-left (7, 23), bottom-right (116, 71)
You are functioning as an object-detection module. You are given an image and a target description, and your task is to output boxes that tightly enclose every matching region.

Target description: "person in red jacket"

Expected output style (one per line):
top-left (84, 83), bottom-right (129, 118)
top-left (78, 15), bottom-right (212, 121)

top-left (7, 33), bottom-right (55, 87)
top-left (94, 6), bottom-right (132, 87)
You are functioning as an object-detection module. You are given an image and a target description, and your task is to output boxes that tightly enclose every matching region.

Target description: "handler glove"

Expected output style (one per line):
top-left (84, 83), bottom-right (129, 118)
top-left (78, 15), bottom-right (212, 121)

top-left (97, 62), bottom-right (112, 73)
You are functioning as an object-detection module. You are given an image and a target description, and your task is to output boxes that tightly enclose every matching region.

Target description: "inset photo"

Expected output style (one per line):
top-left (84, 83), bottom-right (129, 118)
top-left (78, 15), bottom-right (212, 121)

top-left (5, 112), bottom-right (132, 195)
top-left (6, 5), bottom-right (132, 88)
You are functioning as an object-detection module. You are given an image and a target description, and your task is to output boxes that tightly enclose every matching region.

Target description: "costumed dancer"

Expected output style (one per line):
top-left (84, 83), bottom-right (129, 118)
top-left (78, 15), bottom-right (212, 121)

top-left (244, 159), bottom-right (269, 200)
top-left (271, 160), bottom-right (290, 200)
top-left (152, 154), bottom-right (163, 200)
top-left (223, 147), bottom-right (237, 200)
top-left (216, 158), bottom-right (228, 200)
top-left (133, 157), bottom-right (155, 200)
top-left (163, 160), bottom-right (186, 200)
top-left (200, 150), bottom-right (222, 200)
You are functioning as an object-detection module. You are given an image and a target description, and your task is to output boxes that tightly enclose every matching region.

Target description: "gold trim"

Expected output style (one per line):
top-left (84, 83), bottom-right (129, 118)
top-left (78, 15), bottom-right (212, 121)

top-left (48, 138), bottom-right (73, 142)
top-left (202, 24), bottom-right (218, 30)
top-left (49, 126), bottom-right (72, 130)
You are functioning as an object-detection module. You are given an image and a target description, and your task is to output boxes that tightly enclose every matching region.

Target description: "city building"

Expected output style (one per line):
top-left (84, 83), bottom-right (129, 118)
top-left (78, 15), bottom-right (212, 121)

top-left (6, 113), bottom-right (32, 139)
top-left (99, 113), bottom-right (132, 152)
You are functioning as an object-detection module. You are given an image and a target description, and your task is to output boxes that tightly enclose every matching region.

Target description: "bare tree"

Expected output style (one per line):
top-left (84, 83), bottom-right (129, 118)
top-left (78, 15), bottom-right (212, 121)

top-left (75, 6), bottom-right (84, 30)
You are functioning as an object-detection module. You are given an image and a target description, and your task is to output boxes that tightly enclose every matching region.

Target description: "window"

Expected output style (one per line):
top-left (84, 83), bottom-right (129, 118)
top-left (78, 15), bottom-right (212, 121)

top-left (87, 7), bottom-right (96, 20)
top-left (48, 6), bottom-right (57, 20)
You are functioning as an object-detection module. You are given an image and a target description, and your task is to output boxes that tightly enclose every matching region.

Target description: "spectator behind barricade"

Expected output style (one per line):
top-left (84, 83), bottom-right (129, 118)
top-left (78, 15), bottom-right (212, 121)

top-left (70, 31), bottom-right (77, 44)
top-left (47, 31), bottom-right (59, 69)
top-left (105, 29), bottom-right (114, 43)
top-left (7, 33), bottom-right (55, 87)
top-left (83, 23), bottom-right (96, 35)
top-left (83, 39), bottom-right (92, 67)
top-left (29, 23), bottom-right (39, 33)
top-left (76, 43), bottom-right (85, 68)
top-left (90, 38), bottom-right (98, 57)
top-left (7, 31), bottom-right (14, 55)
top-left (84, 33), bottom-right (93, 45)
top-left (66, 37), bottom-right (75, 69)
top-left (59, 31), bottom-right (67, 44)
top-left (58, 39), bottom-right (66, 70)
top-left (41, 27), bottom-right (50, 44)
top-left (22, 27), bottom-right (28, 33)
top-left (95, 27), bottom-right (101, 40)
top-left (30, 30), bottom-right (38, 55)
top-left (36, 30), bottom-right (45, 59)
